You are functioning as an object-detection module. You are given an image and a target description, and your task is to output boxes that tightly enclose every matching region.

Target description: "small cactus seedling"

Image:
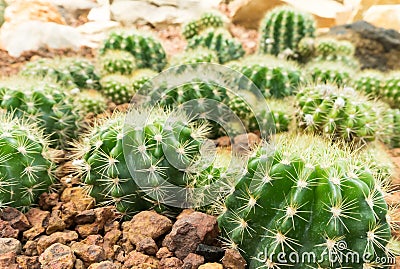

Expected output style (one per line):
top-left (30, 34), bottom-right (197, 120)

top-left (100, 50), bottom-right (136, 75)
top-left (182, 12), bottom-right (225, 40)
top-left (306, 61), bottom-right (353, 86)
top-left (218, 133), bottom-right (398, 268)
top-left (0, 78), bottom-right (80, 148)
top-left (73, 89), bottom-right (108, 116)
top-left (99, 74), bottom-right (133, 105)
top-left (100, 31), bottom-right (167, 71)
top-left (21, 57), bottom-right (100, 90)
top-left (72, 108), bottom-right (235, 215)
top-left (0, 113), bottom-right (56, 210)
top-left (295, 84), bottom-right (391, 144)
top-left (259, 6), bottom-right (316, 56)
top-left (229, 55), bottom-right (304, 98)
top-left (187, 29), bottom-right (245, 64)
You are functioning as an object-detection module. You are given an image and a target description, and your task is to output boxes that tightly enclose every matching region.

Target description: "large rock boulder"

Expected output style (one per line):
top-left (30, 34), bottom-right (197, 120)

top-left (327, 20), bottom-right (400, 71)
top-left (363, 5), bottom-right (400, 32)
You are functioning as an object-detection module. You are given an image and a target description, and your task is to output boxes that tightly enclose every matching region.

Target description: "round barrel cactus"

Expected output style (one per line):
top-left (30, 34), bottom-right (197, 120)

top-left (218, 133), bottom-right (397, 268)
top-left (0, 113), bottom-right (56, 210)
top-left (382, 72), bottom-right (400, 108)
top-left (259, 6), bottom-right (316, 56)
top-left (295, 84), bottom-right (391, 144)
top-left (73, 89), bottom-right (108, 116)
top-left (229, 55), bottom-right (304, 98)
top-left (0, 78), bottom-right (80, 148)
top-left (306, 62), bottom-right (353, 86)
top-left (183, 12), bottom-right (224, 40)
top-left (170, 48), bottom-right (218, 66)
top-left (99, 74), bottom-right (133, 105)
top-left (100, 50), bottom-right (136, 75)
top-left (353, 70), bottom-right (383, 96)
top-left (100, 31), bottom-right (167, 72)
top-left (73, 108), bottom-right (233, 215)
top-left (187, 29), bottom-right (245, 64)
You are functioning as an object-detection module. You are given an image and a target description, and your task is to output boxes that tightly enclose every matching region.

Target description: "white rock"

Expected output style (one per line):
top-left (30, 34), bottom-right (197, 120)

top-left (0, 21), bottom-right (92, 57)
top-left (363, 5), bottom-right (400, 32)
top-left (87, 1), bottom-right (111, 21)
top-left (76, 21), bottom-right (120, 45)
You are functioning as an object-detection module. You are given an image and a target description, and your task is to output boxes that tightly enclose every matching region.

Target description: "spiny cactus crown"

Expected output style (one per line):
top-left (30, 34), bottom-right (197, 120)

top-left (306, 61), bottom-right (353, 86)
top-left (169, 48), bottom-right (218, 67)
top-left (0, 113), bottom-right (56, 210)
top-left (182, 12), bottom-right (225, 40)
top-left (0, 77), bottom-right (80, 148)
top-left (259, 6), bottom-right (316, 56)
top-left (99, 50), bottom-right (136, 75)
top-left (73, 89), bottom-right (108, 116)
top-left (218, 133), bottom-right (398, 268)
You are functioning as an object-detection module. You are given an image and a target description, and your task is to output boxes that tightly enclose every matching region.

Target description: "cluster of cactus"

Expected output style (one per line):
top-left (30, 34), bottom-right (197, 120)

top-left (100, 31), bottom-right (167, 71)
top-left (0, 113), bottom-right (56, 210)
top-left (72, 108), bottom-right (234, 215)
top-left (0, 78), bottom-right (80, 148)
top-left (73, 89), bottom-right (108, 116)
top-left (169, 48), bottom-right (218, 67)
top-left (229, 56), bottom-right (304, 98)
top-left (306, 61), bottom-right (353, 86)
top-left (99, 50), bottom-right (136, 75)
top-left (218, 133), bottom-right (396, 268)
top-left (259, 6), bottom-right (316, 56)
top-left (295, 84), bottom-right (391, 144)
top-left (21, 57), bottom-right (100, 90)
top-left (187, 29), bottom-right (245, 64)
top-left (182, 12), bottom-right (224, 40)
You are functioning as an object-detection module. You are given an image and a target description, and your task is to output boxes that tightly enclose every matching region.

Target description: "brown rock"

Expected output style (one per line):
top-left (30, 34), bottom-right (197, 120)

top-left (0, 251), bottom-right (18, 269)
top-left (0, 238), bottom-right (22, 254)
top-left (25, 208), bottom-right (50, 228)
top-left (39, 243), bottom-right (76, 269)
top-left (156, 247), bottom-right (174, 259)
top-left (16, 255), bottom-right (39, 269)
top-left (104, 220), bottom-right (120, 233)
top-left (123, 250), bottom-right (159, 268)
top-left (136, 236), bottom-right (158, 255)
top-left (183, 253), bottom-right (204, 269)
top-left (88, 261), bottom-right (121, 269)
top-left (39, 192), bottom-right (59, 211)
top-left (162, 212), bottom-right (219, 259)
top-left (221, 249), bottom-right (246, 269)
top-left (104, 229), bottom-right (121, 259)
top-left (159, 257), bottom-right (183, 269)
top-left (385, 191), bottom-right (400, 206)
top-left (46, 210), bottom-right (66, 235)
top-left (71, 242), bottom-right (106, 263)
top-left (61, 201), bottom-right (78, 227)
top-left (198, 263), bottom-right (223, 269)
top-left (215, 136), bottom-right (231, 147)
top-left (82, 234), bottom-right (104, 246)
top-left (37, 230), bottom-right (79, 254)
top-left (233, 133), bottom-right (260, 154)
top-left (0, 219), bottom-right (19, 238)
top-left (76, 207), bottom-right (115, 238)
top-left (23, 240), bottom-right (38, 256)
top-left (114, 245), bottom-right (125, 263)
top-left (127, 211), bottom-right (172, 241)
top-left (61, 187), bottom-right (95, 211)
top-left (0, 207), bottom-right (31, 232)
top-left (74, 209), bottom-right (96, 225)
top-left (23, 225), bottom-right (45, 240)
top-left (74, 259), bottom-right (85, 269)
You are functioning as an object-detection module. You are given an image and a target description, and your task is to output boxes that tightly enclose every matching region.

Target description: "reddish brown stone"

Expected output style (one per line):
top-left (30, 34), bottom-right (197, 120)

top-left (88, 261), bottom-right (121, 269)
top-left (23, 240), bottom-right (38, 256)
top-left (16, 255), bottom-right (39, 269)
top-left (159, 257), bottom-right (183, 269)
top-left (0, 251), bottom-right (18, 269)
top-left (123, 250), bottom-right (158, 268)
top-left (71, 242), bottom-right (106, 263)
top-left (126, 211), bottom-right (172, 241)
top-left (0, 207), bottom-right (31, 232)
top-left (75, 207), bottom-right (115, 238)
top-left (0, 219), bottom-right (19, 238)
top-left (46, 210), bottom-right (66, 235)
top-left (183, 253), bottom-right (204, 269)
top-left (156, 247), bottom-right (174, 260)
top-left (39, 243), bottom-right (76, 269)
top-left (221, 249), bottom-right (246, 269)
top-left (37, 230), bottom-right (79, 254)
top-left (60, 187), bottom-right (95, 211)
top-left (38, 193), bottom-right (59, 211)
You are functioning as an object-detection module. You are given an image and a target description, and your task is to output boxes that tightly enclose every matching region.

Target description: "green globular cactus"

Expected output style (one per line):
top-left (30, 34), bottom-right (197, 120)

top-left (131, 69), bottom-right (157, 93)
top-left (229, 56), bottom-right (304, 98)
top-left (353, 70), bottom-right (383, 97)
top-left (100, 31), bottom-right (167, 72)
top-left (72, 108), bottom-right (233, 215)
top-left (182, 12), bottom-right (225, 40)
top-left (389, 109), bottom-right (400, 148)
top-left (249, 98), bottom-right (294, 135)
top-left (218, 133), bottom-right (397, 268)
top-left (99, 74), bottom-right (133, 105)
top-left (382, 72), bottom-right (400, 108)
top-left (73, 89), bottom-right (108, 116)
top-left (259, 6), bottom-right (316, 56)
top-left (170, 48), bottom-right (218, 66)
top-left (21, 57), bottom-right (100, 90)
top-left (100, 50), bottom-right (136, 75)
top-left (306, 62), bottom-right (353, 86)
top-left (0, 78), bottom-right (80, 148)
top-left (0, 113), bottom-right (56, 211)
top-left (187, 29), bottom-right (245, 64)
top-left (314, 38), bottom-right (355, 57)
top-left (295, 84), bottom-right (391, 144)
